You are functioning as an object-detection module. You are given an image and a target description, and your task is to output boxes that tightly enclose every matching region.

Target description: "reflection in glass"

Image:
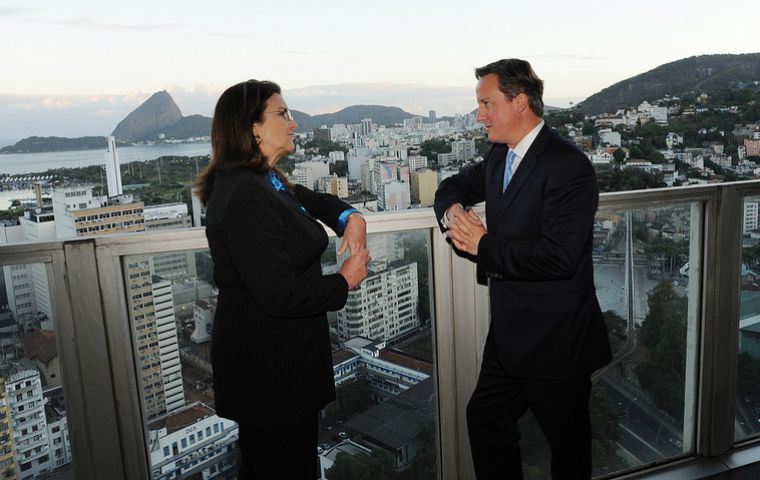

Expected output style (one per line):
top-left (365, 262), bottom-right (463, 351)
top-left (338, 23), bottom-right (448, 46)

top-left (319, 230), bottom-right (439, 480)
top-left (516, 206), bottom-right (696, 478)
top-left (0, 262), bottom-right (72, 479)
top-left (122, 251), bottom-right (239, 480)
top-left (737, 196), bottom-right (760, 442)
top-left (124, 232), bottom-right (439, 480)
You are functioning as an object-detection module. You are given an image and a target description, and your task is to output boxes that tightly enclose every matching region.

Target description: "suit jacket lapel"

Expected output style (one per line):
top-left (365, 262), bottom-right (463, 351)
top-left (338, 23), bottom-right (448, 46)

top-left (494, 124), bottom-right (552, 218)
top-left (254, 173), bottom-right (320, 225)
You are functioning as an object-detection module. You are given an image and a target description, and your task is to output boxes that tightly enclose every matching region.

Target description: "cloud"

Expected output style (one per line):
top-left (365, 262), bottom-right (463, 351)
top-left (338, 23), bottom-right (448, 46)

top-left (530, 54), bottom-right (608, 61)
top-left (284, 83), bottom-right (475, 116)
top-left (0, 7), bottom-right (27, 17)
top-left (54, 17), bottom-right (195, 33)
top-left (0, 82), bottom-right (483, 141)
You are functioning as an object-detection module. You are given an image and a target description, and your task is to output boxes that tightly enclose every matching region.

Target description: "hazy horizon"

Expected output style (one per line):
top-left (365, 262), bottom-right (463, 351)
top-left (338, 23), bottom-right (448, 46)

top-left (0, 82), bottom-right (587, 143)
top-left (2, 0), bottom-right (756, 143)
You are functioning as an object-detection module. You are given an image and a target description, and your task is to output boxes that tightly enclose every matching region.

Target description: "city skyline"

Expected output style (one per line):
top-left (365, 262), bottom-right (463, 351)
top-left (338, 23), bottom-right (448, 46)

top-left (0, 0), bottom-right (757, 141)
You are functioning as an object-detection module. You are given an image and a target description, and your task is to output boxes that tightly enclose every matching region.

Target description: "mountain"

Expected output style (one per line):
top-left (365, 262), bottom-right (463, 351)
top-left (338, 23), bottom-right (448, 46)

top-left (160, 115), bottom-right (212, 140)
top-left (578, 53), bottom-right (760, 114)
top-left (113, 91), bottom-right (195, 142)
top-left (293, 105), bottom-right (415, 132)
top-left (0, 136), bottom-right (127, 154)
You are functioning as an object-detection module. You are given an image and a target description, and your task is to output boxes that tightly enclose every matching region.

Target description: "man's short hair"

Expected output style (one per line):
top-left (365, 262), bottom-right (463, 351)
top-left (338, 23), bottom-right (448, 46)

top-left (475, 59), bottom-right (544, 117)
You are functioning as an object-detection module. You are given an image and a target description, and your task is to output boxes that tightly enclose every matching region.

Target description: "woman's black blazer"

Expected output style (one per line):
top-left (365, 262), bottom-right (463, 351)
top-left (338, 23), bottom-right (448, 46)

top-left (204, 166), bottom-right (351, 429)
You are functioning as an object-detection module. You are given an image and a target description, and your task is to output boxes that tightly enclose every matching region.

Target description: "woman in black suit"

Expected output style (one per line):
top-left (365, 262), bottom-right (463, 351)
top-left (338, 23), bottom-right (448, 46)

top-left (195, 80), bottom-right (370, 478)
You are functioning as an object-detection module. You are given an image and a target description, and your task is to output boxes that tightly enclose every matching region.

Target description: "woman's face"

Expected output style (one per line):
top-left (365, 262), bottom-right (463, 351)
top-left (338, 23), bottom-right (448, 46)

top-left (252, 93), bottom-right (298, 166)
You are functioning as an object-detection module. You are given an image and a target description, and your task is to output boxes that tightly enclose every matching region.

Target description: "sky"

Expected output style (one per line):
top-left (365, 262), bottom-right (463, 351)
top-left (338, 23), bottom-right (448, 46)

top-left (0, 0), bottom-right (757, 143)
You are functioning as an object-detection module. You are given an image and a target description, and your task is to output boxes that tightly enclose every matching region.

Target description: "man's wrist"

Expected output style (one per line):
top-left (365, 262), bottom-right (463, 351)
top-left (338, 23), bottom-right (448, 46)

top-left (441, 203), bottom-right (464, 229)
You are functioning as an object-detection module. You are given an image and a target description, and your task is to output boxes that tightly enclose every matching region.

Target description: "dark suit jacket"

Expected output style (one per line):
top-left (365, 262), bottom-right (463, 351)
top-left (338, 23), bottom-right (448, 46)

top-left (434, 124), bottom-right (612, 379)
top-left (204, 166), bottom-right (351, 429)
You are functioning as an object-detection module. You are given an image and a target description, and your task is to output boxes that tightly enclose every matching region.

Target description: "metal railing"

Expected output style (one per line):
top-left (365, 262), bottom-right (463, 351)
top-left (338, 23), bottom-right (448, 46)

top-left (2, 181), bottom-right (760, 479)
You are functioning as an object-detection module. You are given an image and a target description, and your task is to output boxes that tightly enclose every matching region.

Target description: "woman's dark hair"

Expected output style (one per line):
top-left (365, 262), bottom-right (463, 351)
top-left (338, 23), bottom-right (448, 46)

top-left (475, 59), bottom-right (544, 117)
top-left (194, 79), bottom-right (290, 205)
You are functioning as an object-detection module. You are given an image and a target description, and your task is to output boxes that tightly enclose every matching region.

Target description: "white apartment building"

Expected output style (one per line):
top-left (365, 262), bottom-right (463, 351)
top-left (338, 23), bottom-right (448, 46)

top-left (190, 299), bottom-right (214, 344)
top-left (336, 262), bottom-right (419, 343)
top-left (451, 139), bottom-right (476, 162)
top-left (744, 201), bottom-right (759, 234)
top-left (407, 155), bottom-right (428, 172)
top-left (379, 181), bottom-right (410, 211)
top-left (124, 261), bottom-right (185, 420)
top-left (328, 150), bottom-right (345, 162)
top-left (5, 368), bottom-right (50, 480)
top-left (148, 403), bottom-right (239, 480)
top-left (52, 186), bottom-right (145, 239)
top-left (598, 129), bottom-right (622, 147)
top-left (3, 263), bottom-right (36, 324)
top-left (291, 161), bottom-right (330, 190)
top-left (0, 376), bottom-right (16, 478)
top-left (361, 118), bottom-right (374, 136)
top-left (144, 203), bottom-right (192, 231)
top-left (153, 277), bottom-right (185, 414)
top-left (291, 166), bottom-right (315, 190)
top-left (44, 389), bottom-right (71, 470)
top-left (360, 158), bottom-right (376, 194)
top-left (317, 174), bottom-right (349, 198)
top-left (437, 152), bottom-right (456, 167)
top-left (332, 337), bottom-right (431, 401)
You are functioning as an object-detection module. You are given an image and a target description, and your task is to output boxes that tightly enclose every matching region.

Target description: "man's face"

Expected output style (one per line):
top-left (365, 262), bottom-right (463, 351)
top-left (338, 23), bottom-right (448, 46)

top-left (476, 73), bottom-right (519, 146)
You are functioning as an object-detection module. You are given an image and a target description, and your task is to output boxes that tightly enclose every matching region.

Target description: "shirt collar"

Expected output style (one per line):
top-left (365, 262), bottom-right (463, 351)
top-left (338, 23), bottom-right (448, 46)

top-left (511, 119), bottom-right (545, 159)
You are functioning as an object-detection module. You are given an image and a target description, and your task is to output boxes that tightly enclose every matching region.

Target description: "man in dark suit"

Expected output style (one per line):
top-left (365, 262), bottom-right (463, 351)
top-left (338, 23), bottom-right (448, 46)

top-left (434, 59), bottom-right (612, 479)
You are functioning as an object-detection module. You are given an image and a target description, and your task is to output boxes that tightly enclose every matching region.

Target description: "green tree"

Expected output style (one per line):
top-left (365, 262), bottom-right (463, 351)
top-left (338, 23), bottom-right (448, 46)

top-left (335, 378), bottom-right (368, 419)
top-left (304, 139), bottom-right (348, 156)
top-left (590, 385), bottom-right (626, 473)
top-left (419, 139), bottom-right (450, 162)
top-left (330, 160), bottom-right (349, 177)
top-left (603, 310), bottom-right (628, 357)
top-left (738, 352), bottom-right (760, 399)
top-left (635, 280), bottom-right (688, 418)
top-left (612, 148), bottom-right (626, 164)
top-left (408, 420), bottom-right (438, 480)
top-left (595, 165), bottom-right (665, 192)
top-left (326, 449), bottom-right (394, 480)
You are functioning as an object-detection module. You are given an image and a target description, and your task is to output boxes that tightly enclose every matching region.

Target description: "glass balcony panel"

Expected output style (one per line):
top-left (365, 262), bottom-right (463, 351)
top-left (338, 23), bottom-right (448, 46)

top-left (121, 229), bottom-right (439, 479)
top-left (512, 205), bottom-right (697, 478)
top-left (0, 262), bottom-right (73, 478)
top-left (736, 195), bottom-right (760, 443)
top-left (319, 229), bottom-right (439, 479)
top-left (121, 250), bottom-right (240, 480)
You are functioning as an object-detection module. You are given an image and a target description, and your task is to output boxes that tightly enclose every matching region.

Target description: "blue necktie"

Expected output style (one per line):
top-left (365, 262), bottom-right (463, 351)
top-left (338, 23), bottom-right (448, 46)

top-left (503, 150), bottom-right (516, 192)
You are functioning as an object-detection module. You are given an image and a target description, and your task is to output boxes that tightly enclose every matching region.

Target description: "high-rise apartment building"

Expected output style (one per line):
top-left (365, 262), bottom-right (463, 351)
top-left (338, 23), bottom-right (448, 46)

top-left (124, 260), bottom-right (185, 421)
top-left (0, 377), bottom-right (17, 479)
top-left (153, 277), bottom-right (185, 414)
top-left (411, 169), bottom-right (439, 207)
top-left (5, 368), bottom-right (50, 480)
top-left (336, 234), bottom-right (418, 342)
top-left (361, 118), bottom-right (373, 137)
top-left (336, 262), bottom-right (419, 342)
top-left (451, 139), bottom-right (476, 162)
top-left (379, 181), bottom-right (411, 211)
top-left (407, 155), bottom-right (428, 172)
